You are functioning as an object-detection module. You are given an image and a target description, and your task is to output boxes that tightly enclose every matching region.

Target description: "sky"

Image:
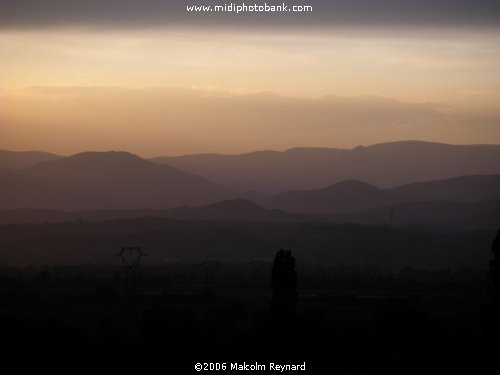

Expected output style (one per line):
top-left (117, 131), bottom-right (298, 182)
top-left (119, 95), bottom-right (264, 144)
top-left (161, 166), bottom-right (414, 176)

top-left (1, 0), bottom-right (500, 157)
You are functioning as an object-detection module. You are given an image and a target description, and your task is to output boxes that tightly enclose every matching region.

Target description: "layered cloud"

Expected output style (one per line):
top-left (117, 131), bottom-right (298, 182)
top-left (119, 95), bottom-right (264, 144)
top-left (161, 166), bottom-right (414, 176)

top-left (1, 0), bottom-right (499, 30)
top-left (1, 1), bottom-right (499, 154)
top-left (2, 86), bottom-right (498, 156)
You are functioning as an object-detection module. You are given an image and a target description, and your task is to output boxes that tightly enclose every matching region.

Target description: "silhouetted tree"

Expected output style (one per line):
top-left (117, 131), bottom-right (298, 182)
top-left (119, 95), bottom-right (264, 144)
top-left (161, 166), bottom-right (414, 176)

top-left (271, 249), bottom-right (297, 318)
top-left (489, 228), bottom-right (500, 301)
top-left (485, 228), bottom-right (500, 340)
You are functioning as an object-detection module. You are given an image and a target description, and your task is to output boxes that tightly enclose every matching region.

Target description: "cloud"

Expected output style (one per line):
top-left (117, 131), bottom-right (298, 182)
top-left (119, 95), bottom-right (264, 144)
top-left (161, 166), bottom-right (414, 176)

top-left (1, 0), bottom-right (499, 30)
top-left (9, 85), bottom-right (447, 128)
top-left (2, 85), bottom-right (484, 156)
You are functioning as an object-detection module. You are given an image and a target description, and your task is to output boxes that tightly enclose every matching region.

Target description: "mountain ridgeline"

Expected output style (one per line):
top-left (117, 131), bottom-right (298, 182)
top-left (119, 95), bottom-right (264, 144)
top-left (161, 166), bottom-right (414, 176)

top-left (0, 151), bottom-right (235, 210)
top-left (0, 141), bottom-right (499, 229)
top-left (265, 175), bottom-right (500, 213)
top-left (151, 141), bottom-right (500, 194)
top-left (0, 150), bottom-right (62, 169)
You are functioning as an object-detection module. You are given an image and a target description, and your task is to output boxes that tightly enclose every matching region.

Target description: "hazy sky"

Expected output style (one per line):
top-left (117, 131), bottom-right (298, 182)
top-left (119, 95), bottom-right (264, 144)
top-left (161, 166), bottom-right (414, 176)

top-left (1, 1), bottom-right (500, 156)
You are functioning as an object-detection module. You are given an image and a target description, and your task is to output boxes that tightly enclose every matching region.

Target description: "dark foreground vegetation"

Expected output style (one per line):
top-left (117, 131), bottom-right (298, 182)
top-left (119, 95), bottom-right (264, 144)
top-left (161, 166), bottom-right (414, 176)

top-left (0, 218), bottom-right (495, 268)
top-left (0, 261), bottom-right (498, 374)
top-left (1, 221), bottom-right (499, 373)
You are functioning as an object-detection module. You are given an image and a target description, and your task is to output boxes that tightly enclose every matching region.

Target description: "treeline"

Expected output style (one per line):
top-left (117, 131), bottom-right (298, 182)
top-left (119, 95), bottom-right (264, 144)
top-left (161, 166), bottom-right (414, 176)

top-left (0, 218), bottom-right (495, 269)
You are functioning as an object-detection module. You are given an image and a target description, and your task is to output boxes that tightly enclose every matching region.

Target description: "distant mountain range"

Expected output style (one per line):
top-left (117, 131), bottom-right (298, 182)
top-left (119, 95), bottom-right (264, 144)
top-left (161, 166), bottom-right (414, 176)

top-left (265, 175), bottom-right (500, 213)
top-left (0, 151), bottom-right (235, 210)
top-left (326, 200), bottom-right (500, 229)
top-left (0, 199), bottom-right (294, 224)
top-left (151, 141), bottom-right (500, 193)
top-left (1, 197), bottom-right (499, 230)
top-left (0, 142), bottom-right (499, 229)
top-left (0, 150), bottom-right (61, 169)
top-left (3, 141), bottom-right (500, 194)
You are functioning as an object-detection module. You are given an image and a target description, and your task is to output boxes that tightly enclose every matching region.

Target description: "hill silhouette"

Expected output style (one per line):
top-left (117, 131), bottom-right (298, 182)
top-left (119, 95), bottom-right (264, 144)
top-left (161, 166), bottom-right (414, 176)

top-left (1, 196), bottom-right (499, 230)
top-left (0, 150), bottom-right (62, 169)
top-left (266, 175), bottom-right (500, 213)
top-left (167, 199), bottom-right (292, 221)
top-left (267, 180), bottom-right (383, 213)
top-left (0, 199), bottom-right (294, 224)
top-left (0, 151), bottom-right (235, 210)
top-left (324, 200), bottom-right (500, 229)
top-left (1, 146), bottom-right (499, 226)
top-left (151, 141), bottom-right (500, 193)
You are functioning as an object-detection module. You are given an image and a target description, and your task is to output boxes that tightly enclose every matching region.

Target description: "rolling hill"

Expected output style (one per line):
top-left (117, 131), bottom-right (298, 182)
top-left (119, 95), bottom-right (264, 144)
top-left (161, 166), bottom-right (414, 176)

top-left (265, 175), bottom-right (500, 213)
top-left (0, 151), bottom-right (235, 210)
top-left (0, 150), bottom-right (62, 169)
top-left (0, 199), bottom-right (293, 224)
top-left (151, 141), bottom-right (500, 194)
